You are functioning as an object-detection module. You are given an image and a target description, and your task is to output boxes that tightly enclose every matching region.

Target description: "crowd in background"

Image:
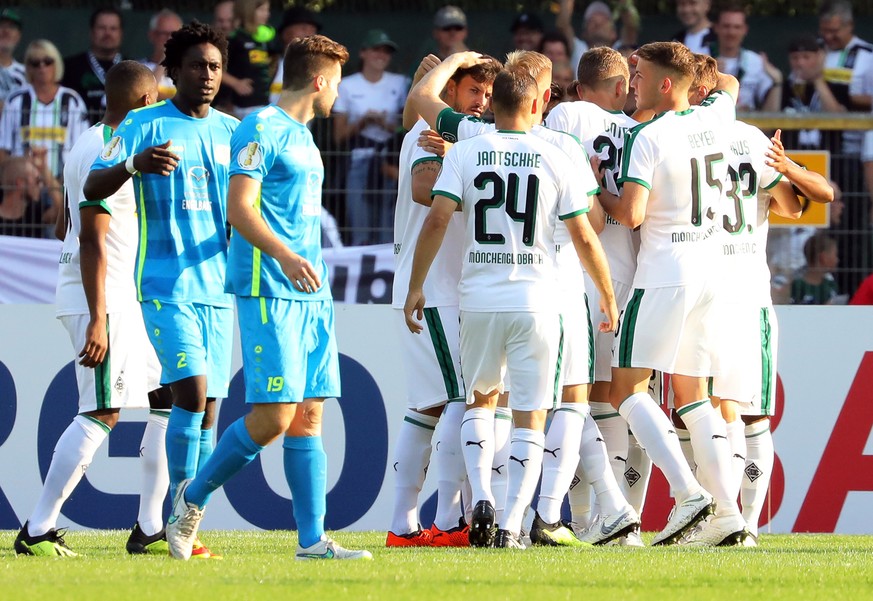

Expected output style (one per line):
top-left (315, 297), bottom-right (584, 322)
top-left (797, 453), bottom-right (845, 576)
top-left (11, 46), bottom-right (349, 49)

top-left (0, 0), bottom-right (872, 303)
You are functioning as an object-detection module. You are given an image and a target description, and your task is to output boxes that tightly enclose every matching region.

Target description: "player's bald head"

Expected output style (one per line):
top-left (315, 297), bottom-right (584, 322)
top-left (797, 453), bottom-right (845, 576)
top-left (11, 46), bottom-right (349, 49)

top-left (105, 60), bottom-right (158, 113)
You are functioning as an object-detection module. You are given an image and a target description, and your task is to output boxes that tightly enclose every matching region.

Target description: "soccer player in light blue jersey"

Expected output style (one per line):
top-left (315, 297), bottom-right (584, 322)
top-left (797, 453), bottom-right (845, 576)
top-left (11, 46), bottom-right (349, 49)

top-left (84, 21), bottom-right (237, 559)
top-left (164, 35), bottom-right (371, 561)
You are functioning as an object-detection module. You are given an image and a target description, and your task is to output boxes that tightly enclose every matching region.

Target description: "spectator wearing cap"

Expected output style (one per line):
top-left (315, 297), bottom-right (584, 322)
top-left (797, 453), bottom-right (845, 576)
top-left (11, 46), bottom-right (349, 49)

top-left (711, 4), bottom-right (781, 112)
top-left (61, 7), bottom-right (124, 123)
top-left (0, 39), bottom-right (88, 181)
top-left (224, 0), bottom-right (282, 119)
top-left (511, 12), bottom-right (544, 51)
top-left (671, 0), bottom-right (715, 56)
top-left (433, 5), bottom-right (469, 59)
top-left (0, 9), bottom-right (25, 109)
top-left (333, 29), bottom-right (409, 245)
top-left (269, 7), bottom-right (322, 104)
top-left (139, 9), bottom-right (182, 100)
top-left (556, 0), bottom-right (639, 76)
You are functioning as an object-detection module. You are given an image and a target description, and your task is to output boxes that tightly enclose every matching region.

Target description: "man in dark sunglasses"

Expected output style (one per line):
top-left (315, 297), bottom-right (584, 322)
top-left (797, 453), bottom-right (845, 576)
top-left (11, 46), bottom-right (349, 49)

top-left (433, 5), bottom-right (469, 60)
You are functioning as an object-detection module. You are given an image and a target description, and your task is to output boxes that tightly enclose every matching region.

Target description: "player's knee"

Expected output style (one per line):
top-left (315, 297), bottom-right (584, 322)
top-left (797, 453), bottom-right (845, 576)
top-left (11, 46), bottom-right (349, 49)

top-left (288, 401), bottom-right (323, 437)
top-left (83, 409), bottom-right (120, 429)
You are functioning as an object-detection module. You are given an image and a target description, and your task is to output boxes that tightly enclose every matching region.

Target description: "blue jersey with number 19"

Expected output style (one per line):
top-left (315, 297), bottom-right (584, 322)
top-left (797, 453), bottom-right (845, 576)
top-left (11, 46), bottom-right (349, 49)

top-left (226, 105), bottom-right (329, 301)
top-left (90, 100), bottom-right (238, 307)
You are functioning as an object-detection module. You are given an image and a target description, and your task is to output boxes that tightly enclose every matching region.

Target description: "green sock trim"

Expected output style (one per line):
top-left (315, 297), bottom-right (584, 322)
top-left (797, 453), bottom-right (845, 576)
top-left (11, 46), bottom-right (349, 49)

top-left (149, 409), bottom-right (171, 417)
top-left (676, 399), bottom-right (709, 417)
top-left (592, 412), bottom-right (621, 420)
top-left (403, 415), bottom-right (436, 431)
top-left (80, 414), bottom-right (112, 434)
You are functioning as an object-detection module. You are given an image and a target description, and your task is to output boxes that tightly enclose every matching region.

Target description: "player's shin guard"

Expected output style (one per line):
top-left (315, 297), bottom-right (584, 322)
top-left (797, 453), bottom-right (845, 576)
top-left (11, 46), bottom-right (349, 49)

top-left (28, 415), bottom-right (109, 536)
top-left (538, 404), bottom-right (587, 524)
top-left (284, 435), bottom-right (327, 549)
top-left (502, 428), bottom-right (545, 536)
top-left (166, 406), bottom-right (204, 498)
top-left (390, 410), bottom-right (439, 534)
top-left (618, 392), bottom-right (701, 503)
top-left (185, 418), bottom-right (265, 508)
top-left (138, 410), bottom-right (169, 536)
top-left (741, 419), bottom-right (774, 537)
top-left (433, 401), bottom-right (466, 531)
top-left (580, 413), bottom-right (630, 515)
top-left (492, 407), bottom-right (512, 524)
top-left (461, 407), bottom-right (496, 506)
top-left (679, 400), bottom-right (741, 519)
top-left (624, 432), bottom-right (653, 515)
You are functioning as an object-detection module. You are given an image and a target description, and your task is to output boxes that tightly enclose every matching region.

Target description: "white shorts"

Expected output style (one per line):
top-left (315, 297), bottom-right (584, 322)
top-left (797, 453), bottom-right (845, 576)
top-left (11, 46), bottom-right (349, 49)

top-left (395, 307), bottom-right (465, 411)
top-left (712, 304), bottom-right (778, 416)
top-left (59, 309), bottom-right (162, 412)
top-left (584, 275), bottom-right (632, 382)
top-left (559, 292), bottom-right (594, 387)
top-left (611, 283), bottom-right (720, 377)
top-left (460, 311), bottom-right (561, 412)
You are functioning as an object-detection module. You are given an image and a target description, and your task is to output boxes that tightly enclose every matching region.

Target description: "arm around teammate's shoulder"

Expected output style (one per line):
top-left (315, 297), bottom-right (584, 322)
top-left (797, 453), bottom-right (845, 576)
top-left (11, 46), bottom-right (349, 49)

top-left (714, 72), bottom-right (740, 104)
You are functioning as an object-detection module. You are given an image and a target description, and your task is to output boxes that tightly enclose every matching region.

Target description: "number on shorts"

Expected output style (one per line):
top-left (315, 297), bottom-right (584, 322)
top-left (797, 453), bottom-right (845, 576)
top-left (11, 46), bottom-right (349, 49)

top-left (473, 171), bottom-right (540, 246)
top-left (689, 153), bottom-right (724, 227)
top-left (267, 376), bottom-right (284, 392)
top-left (176, 352), bottom-right (188, 369)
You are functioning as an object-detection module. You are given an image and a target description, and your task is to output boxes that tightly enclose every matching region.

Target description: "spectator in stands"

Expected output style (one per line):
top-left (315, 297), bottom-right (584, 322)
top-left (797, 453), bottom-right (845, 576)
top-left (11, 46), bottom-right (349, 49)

top-left (269, 7), bottom-right (322, 104)
top-left (816, 1), bottom-right (873, 296)
top-left (511, 12), bottom-right (544, 52)
top-left (213, 0), bottom-right (236, 34)
top-left (333, 29), bottom-right (408, 246)
top-left (556, 0), bottom-right (640, 73)
top-left (0, 9), bottom-right (25, 109)
top-left (432, 5), bottom-right (469, 59)
top-left (552, 60), bottom-right (575, 94)
top-left (224, 0), bottom-right (282, 118)
top-left (711, 4), bottom-right (781, 112)
top-left (539, 30), bottom-right (572, 66)
top-left (0, 39), bottom-right (88, 180)
top-left (140, 9), bottom-right (182, 100)
top-left (672, 0), bottom-right (714, 55)
top-left (790, 233), bottom-right (841, 304)
top-left (62, 7), bottom-right (124, 123)
top-left (0, 153), bottom-right (61, 238)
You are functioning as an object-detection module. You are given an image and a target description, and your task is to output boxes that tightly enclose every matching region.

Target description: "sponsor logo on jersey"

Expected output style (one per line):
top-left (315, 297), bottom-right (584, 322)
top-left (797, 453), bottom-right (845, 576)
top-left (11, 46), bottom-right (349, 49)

top-left (187, 166), bottom-right (210, 190)
top-left (238, 142), bottom-right (263, 170)
top-left (101, 136), bottom-right (122, 160)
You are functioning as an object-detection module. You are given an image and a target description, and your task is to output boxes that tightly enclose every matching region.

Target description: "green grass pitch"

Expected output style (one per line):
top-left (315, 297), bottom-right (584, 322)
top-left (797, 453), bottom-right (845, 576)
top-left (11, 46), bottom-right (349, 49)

top-left (1, 531), bottom-right (872, 600)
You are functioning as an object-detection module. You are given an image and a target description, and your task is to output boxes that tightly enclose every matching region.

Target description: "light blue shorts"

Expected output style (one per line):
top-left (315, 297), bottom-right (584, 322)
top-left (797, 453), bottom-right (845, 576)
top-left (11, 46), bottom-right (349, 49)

top-left (237, 296), bottom-right (340, 404)
top-left (140, 300), bottom-right (233, 398)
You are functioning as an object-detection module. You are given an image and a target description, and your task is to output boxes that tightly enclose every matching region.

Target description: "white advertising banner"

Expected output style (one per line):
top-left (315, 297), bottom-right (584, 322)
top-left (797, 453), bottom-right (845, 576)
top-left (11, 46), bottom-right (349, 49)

top-left (0, 304), bottom-right (871, 533)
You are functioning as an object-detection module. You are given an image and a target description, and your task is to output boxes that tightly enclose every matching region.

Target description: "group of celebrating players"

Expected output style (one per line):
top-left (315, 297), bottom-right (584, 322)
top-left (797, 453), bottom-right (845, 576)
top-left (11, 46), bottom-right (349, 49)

top-left (12, 17), bottom-right (832, 560)
top-left (389, 41), bottom-right (832, 549)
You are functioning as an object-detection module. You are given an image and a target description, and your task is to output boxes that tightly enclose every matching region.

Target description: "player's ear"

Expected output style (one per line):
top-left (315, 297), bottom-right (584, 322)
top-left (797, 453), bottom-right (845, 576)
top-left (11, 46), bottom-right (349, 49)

top-left (542, 86), bottom-right (552, 108)
top-left (660, 76), bottom-right (672, 94)
top-left (313, 73), bottom-right (326, 91)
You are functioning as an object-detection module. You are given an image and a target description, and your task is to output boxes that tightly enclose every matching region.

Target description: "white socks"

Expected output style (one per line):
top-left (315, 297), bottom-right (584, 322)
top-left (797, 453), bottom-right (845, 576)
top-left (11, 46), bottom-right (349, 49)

top-left (491, 406), bottom-right (512, 523)
top-left (624, 432), bottom-right (652, 515)
top-left (28, 415), bottom-right (109, 536)
top-left (432, 402), bottom-right (466, 531)
top-left (725, 419), bottom-right (747, 501)
top-left (676, 426), bottom-right (698, 474)
top-left (589, 401), bottom-right (628, 483)
top-left (742, 419), bottom-right (774, 536)
top-left (537, 404), bottom-right (587, 523)
top-left (461, 407), bottom-right (496, 505)
top-left (137, 411), bottom-right (169, 536)
top-left (390, 409), bottom-right (439, 534)
top-left (618, 392), bottom-right (701, 503)
top-left (580, 412), bottom-right (630, 516)
top-left (502, 428), bottom-right (545, 536)
top-left (679, 400), bottom-right (741, 519)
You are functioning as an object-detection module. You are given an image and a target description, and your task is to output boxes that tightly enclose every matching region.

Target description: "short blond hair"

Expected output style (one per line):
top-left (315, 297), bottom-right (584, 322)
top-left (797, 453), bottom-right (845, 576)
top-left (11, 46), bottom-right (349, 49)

top-left (24, 39), bottom-right (64, 83)
top-left (504, 50), bottom-right (552, 84)
top-left (692, 53), bottom-right (718, 92)
top-left (576, 46), bottom-right (629, 89)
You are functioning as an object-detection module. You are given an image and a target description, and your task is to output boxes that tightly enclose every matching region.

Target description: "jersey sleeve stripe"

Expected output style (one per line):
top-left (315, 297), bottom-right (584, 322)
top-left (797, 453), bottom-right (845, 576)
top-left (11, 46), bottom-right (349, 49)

top-left (617, 175), bottom-right (651, 190)
top-left (410, 156), bottom-right (442, 170)
top-left (586, 186), bottom-right (601, 196)
top-left (762, 173), bottom-right (783, 190)
top-left (559, 208), bottom-right (589, 220)
top-left (432, 189), bottom-right (461, 204)
top-left (79, 199), bottom-right (112, 214)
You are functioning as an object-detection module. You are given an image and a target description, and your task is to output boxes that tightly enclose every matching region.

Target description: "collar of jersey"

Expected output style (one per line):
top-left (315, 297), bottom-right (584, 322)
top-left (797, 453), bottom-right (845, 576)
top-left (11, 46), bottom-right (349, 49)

top-left (496, 129), bottom-right (527, 134)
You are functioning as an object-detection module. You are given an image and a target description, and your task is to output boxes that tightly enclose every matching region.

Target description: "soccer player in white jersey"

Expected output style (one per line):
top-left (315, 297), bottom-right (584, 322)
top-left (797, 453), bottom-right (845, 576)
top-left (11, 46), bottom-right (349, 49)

top-left (683, 57), bottom-right (833, 542)
top-left (406, 66), bottom-right (618, 550)
top-left (410, 50), bottom-right (636, 547)
top-left (14, 62), bottom-right (170, 557)
top-left (387, 57), bottom-right (501, 548)
top-left (545, 47), bottom-right (651, 544)
top-left (598, 41), bottom-right (750, 546)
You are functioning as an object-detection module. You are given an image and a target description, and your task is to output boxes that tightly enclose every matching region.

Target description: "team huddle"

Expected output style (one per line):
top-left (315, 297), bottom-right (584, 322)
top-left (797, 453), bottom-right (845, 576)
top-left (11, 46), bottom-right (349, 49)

top-left (13, 21), bottom-right (832, 559)
top-left (391, 42), bottom-right (832, 549)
